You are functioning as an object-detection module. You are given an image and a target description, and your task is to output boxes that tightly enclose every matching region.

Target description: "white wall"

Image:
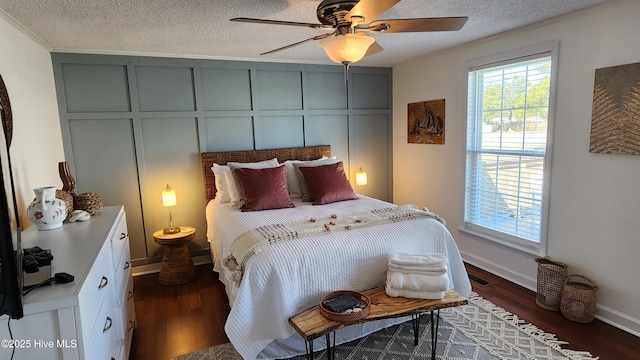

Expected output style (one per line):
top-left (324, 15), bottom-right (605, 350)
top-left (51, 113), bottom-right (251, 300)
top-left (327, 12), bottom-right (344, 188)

top-left (0, 13), bottom-right (64, 227)
top-left (393, 0), bottom-right (640, 335)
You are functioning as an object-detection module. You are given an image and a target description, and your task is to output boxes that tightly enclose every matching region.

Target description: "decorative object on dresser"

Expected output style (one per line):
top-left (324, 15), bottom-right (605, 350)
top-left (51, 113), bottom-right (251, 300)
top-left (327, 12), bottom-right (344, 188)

top-left (55, 189), bottom-right (74, 217)
top-left (57, 161), bottom-right (75, 216)
top-left (58, 161), bottom-right (77, 194)
top-left (0, 206), bottom-right (136, 360)
top-left (73, 191), bottom-right (103, 215)
top-left (153, 226), bottom-right (196, 285)
top-left (26, 186), bottom-right (67, 230)
top-left (58, 161), bottom-right (103, 216)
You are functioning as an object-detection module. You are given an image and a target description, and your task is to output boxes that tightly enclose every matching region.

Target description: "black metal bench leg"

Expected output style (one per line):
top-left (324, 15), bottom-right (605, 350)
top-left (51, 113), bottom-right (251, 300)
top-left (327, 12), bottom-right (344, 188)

top-left (305, 338), bottom-right (314, 360)
top-left (430, 309), bottom-right (441, 359)
top-left (325, 331), bottom-right (336, 360)
top-left (412, 314), bottom-right (421, 346)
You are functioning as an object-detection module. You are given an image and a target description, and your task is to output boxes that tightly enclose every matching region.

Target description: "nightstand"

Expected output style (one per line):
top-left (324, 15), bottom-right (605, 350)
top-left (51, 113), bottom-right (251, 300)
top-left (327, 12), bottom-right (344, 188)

top-left (153, 226), bottom-right (196, 285)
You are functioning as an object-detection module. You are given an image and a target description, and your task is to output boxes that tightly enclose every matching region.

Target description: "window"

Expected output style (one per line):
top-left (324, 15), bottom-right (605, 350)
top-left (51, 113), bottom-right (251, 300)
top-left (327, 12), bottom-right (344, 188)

top-left (463, 45), bottom-right (556, 253)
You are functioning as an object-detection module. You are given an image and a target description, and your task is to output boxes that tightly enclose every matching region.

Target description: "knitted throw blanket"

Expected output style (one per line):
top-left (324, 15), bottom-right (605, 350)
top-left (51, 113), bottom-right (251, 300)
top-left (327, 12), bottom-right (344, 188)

top-left (222, 204), bottom-right (445, 285)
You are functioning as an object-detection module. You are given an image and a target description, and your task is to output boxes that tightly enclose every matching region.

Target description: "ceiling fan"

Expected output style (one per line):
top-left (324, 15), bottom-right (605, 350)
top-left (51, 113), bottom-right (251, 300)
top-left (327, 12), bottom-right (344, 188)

top-left (231, 0), bottom-right (468, 68)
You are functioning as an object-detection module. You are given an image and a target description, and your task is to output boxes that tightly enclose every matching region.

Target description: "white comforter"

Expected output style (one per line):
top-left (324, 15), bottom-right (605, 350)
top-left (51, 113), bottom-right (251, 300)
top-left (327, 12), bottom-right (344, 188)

top-left (207, 196), bottom-right (471, 359)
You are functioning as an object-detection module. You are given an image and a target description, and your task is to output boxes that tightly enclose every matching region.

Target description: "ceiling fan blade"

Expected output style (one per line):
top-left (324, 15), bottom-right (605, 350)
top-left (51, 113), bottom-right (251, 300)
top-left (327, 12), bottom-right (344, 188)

top-left (231, 17), bottom-right (332, 30)
top-left (260, 33), bottom-right (335, 56)
top-left (368, 17), bottom-right (468, 32)
top-left (346, 0), bottom-right (400, 25)
top-left (364, 40), bottom-right (384, 58)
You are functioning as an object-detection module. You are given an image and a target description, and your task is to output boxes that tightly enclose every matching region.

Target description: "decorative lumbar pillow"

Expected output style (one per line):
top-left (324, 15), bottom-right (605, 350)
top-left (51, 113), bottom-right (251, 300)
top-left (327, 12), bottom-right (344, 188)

top-left (293, 157), bottom-right (341, 202)
top-left (233, 164), bottom-right (295, 212)
top-left (211, 163), bottom-right (232, 203)
top-left (298, 161), bottom-right (359, 205)
top-left (227, 158), bottom-right (279, 206)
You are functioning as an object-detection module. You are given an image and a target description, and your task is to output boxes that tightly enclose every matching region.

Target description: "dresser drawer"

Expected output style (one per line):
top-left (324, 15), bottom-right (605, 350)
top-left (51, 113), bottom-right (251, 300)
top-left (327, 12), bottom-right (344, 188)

top-left (114, 239), bottom-right (132, 301)
top-left (86, 287), bottom-right (120, 360)
top-left (120, 276), bottom-right (136, 360)
top-left (78, 237), bottom-right (114, 344)
top-left (110, 213), bottom-right (129, 270)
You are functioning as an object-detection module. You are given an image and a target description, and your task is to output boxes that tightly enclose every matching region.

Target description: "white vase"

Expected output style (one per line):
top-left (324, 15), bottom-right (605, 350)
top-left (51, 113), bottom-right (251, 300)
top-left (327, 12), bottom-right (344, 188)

top-left (26, 186), bottom-right (67, 230)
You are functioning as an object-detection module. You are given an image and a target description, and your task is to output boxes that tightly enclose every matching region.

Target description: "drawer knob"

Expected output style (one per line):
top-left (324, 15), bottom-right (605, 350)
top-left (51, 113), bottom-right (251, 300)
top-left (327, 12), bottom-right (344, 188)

top-left (124, 261), bottom-right (131, 270)
top-left (127, 320), bottom-right (135, 332)
top-left (127, 290), bottom-right (134, 301)
top-left (103, 316), bottom-right (113, 333)
top-left (119, 232), bottom-right (127, 240)
top-left (98, 276), bottom-right (109, 290)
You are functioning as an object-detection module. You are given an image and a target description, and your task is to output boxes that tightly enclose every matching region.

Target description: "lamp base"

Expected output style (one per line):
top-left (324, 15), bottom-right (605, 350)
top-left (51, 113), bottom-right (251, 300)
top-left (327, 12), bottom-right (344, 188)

top-left (163, 226), bottom-right (181, 234)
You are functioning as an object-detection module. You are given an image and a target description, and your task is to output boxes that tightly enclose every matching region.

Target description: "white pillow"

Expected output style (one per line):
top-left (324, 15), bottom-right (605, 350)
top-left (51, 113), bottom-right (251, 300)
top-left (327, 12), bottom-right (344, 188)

top-left (283, 156), bottom-right (329, 199)
top-left (227, 158), bottom-right (279, 206)
top-left (211, 163), bottom-right (231, 203)
top-left (292, 157), bottom-right (340, 202)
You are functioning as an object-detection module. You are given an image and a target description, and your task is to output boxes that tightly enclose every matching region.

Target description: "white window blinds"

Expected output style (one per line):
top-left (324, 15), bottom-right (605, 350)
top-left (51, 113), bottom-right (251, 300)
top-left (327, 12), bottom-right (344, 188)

top-left (465, 55), bottom-right (551, 246)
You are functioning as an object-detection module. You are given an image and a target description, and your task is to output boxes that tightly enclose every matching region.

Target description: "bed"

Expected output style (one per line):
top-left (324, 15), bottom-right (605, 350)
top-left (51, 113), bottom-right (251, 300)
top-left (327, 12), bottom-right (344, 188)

top-left (201, 145), bottom-right (471, 359)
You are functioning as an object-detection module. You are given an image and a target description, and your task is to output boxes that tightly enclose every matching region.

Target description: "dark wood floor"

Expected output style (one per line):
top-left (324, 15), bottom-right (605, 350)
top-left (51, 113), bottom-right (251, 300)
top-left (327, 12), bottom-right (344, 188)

top-left (130, 263), bottom-right (640, 360)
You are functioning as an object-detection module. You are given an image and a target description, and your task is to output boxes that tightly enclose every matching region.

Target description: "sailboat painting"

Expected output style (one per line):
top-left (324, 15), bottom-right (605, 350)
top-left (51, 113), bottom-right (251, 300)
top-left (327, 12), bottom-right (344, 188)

top-left (408, 99), bottom-right (445, 144)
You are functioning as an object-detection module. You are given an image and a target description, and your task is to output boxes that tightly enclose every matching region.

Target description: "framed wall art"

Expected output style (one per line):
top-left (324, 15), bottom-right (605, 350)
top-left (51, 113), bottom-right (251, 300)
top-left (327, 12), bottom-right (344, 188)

top-left (408, 99), bottom-right (445, 144)
top-left (590, 61), bottom-right (640, 155)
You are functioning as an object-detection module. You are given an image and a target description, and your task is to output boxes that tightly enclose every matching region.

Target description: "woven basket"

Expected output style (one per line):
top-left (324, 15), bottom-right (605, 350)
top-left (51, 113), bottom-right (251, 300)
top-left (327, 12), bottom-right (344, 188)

top-left (320, 290), bottom-right (370, 322)
top-left (535, 257), bottom-right (568, 311)
top-left (74, 192), bottom-right (103, 215)
top-left (561, 275), bottom-right (598, 323)
top-left (55, 190), bottom-right (74, 217)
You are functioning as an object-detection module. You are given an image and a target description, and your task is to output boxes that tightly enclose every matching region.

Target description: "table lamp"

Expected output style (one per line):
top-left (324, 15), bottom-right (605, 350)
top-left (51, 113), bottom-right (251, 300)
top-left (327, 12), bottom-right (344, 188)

top-left (356, 167), bottom-right (368, 186)
top-left (162, 184), bottom-right (180, 234)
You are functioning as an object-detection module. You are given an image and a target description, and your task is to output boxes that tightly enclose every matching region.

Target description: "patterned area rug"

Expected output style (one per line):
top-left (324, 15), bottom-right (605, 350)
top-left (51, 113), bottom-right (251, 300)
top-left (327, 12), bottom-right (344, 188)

top-left (173, 292), bottom-right (597, 360)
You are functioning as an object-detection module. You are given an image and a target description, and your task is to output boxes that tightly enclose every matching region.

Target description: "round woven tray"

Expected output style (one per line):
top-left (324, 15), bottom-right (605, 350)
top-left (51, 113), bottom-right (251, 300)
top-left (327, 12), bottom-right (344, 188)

top-left (320, 290), bottom-right (370, 322)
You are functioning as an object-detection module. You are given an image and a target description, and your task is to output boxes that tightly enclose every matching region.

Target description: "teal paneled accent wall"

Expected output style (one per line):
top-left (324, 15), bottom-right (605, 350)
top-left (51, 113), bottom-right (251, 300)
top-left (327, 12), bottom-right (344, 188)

top-left (52, 53), bottom-right (392, 266)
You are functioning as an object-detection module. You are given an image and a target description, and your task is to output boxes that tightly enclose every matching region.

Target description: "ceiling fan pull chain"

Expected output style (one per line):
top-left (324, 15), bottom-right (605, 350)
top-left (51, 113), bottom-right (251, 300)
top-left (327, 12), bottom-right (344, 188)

top-left (342, 61), bottom-right (350, 85)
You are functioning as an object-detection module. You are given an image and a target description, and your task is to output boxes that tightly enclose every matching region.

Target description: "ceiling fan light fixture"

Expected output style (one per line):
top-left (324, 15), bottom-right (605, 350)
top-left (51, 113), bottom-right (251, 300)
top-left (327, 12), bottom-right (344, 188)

top-left (318, 32), bottom-right (375, 64)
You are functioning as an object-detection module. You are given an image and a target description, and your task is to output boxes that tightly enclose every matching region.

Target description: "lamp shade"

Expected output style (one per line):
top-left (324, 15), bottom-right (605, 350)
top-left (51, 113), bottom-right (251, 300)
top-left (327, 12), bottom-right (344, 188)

top-left (162, 184), bottom-right (177, 207)
top-left (318, 33), bottom-right (375, 64)
top-left (356, 167), bottom-right (368, 186)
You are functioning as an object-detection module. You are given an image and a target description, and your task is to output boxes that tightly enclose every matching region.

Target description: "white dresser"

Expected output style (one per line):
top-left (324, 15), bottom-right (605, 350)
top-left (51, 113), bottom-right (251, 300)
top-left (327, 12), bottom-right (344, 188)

top-left (0, 206), bottom-right (136, 360)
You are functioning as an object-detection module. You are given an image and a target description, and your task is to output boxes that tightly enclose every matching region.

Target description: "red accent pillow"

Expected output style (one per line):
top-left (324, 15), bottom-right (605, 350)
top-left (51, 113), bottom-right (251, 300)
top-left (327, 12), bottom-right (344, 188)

top-left (233, 165), bottom-right (295, 212)
top-left (298, 162), bottom-right (359, 205)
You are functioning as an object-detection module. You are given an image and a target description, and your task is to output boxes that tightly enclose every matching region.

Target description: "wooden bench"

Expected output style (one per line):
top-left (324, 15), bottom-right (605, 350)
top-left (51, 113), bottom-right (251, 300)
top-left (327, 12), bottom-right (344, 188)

top-left (289, 287), bottom-right (468, 359)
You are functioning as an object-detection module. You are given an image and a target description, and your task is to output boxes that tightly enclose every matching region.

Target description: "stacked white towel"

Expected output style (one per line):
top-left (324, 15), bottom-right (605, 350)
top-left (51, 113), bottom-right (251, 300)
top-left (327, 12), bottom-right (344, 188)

top-left (385, 253), bottom-right (450, 300)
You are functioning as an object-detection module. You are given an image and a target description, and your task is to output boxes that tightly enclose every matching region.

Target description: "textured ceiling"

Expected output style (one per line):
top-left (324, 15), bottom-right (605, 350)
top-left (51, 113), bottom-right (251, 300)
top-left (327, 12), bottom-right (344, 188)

top-left (0, 0), bottom-right (616, 67)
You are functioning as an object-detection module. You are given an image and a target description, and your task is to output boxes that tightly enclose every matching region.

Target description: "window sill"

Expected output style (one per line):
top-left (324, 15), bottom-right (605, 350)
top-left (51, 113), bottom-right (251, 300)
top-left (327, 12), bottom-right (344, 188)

top-left (458, 226), bottom-right (543, 258)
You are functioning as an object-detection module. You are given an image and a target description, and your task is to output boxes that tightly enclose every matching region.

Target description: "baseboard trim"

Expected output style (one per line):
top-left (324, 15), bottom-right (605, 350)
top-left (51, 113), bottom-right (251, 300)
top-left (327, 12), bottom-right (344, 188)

top-left (595, 304), bottom-right (640, 337)
top-left (132, 254), bottom-right (212, 277)
top-left (461, 250), bottom-right (640, 337)
top-left (460, 250), bottom-right (537, 291)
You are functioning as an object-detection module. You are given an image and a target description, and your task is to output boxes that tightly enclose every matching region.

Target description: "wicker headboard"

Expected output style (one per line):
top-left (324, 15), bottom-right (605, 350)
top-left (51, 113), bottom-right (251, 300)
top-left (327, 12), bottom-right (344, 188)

top-left (201, 145), bottom-right (331, 203)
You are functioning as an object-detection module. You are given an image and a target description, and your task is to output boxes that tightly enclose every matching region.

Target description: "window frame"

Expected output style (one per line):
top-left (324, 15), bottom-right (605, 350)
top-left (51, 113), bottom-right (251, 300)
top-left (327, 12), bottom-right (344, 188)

top-left (460, 42), bottom-right (559, 256)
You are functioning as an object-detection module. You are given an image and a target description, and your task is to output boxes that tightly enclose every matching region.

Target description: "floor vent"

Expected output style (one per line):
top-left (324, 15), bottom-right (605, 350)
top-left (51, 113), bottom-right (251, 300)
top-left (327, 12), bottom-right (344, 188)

top-left (468, 274), bottom-right (490, 286)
